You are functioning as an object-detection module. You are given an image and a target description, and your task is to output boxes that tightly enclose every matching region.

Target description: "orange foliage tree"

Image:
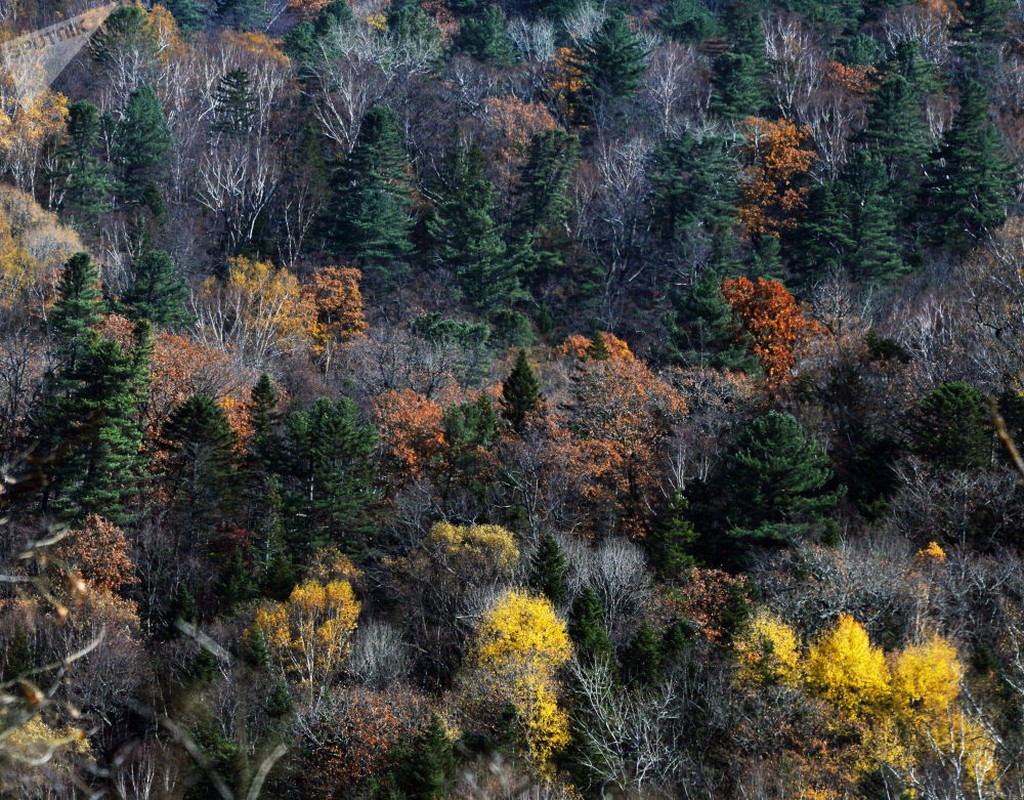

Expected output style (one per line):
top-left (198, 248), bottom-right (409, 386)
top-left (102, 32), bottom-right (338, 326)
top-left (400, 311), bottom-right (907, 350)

top-left (303, 265), bottom-right (368, 347)
top-left (373, 389), bottom-right (448, 482)
top-left (54, 515), bottom-right (135, 596)
top-left (721, 276), bottom-right (822, 385)
top-left (737, 117), bottom-right (817, 236)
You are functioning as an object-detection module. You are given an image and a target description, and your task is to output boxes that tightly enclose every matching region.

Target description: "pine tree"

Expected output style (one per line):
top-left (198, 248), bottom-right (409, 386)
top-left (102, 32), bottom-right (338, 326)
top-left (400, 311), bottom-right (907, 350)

top-left (723, 411), bottom-right (843, 544)
top-left (787, 181), bottom-right (853, 286)
top-left (500, 348), bottom-right (541, 432)
top-left (658, 0), bottom-right (720, 42)
top-left (44, 255), bottom-right (151, 524)
top-left (160, 393), bottom-right (240, 546)
top-left (211, 69), bottom-right (257, 136)
top-left (529, 532), bottom-right (568, 607)
top-left (667, 267), bottom-right (758, 372)
top-left (114, 84), bottom-right (171, 205)
top-left (219, 550), bottom-right (257, 612)
top-left (711, 0), bottom-right (769, 120)
top-left (50, 101), bottom-right (112, 226)
top-left (163, 0), bottom-right (207, 33)
top-left (646, 490), bottom-right (698, 580)
top-left (275, 397), bottom-right (380, 559)
top-left (587, 330), bottom-right (610, 360)
top-left (326, 105), bottom-right (413, 284)
top-left (122, 248), bottom-right (189, 326)
top-left (920, 78), bottom-right (1014, 253)
top-left (248, 373), bottom-right (279, 443)
top-left (621, 622), bottom-right (662, 687)
top-left (577, 10), bottom-right (646, 115)
top-left (391, 715), bottom-right (456, 799)
top-left (843, 149), bottom-right (906, 283)
top-left (569, 586), bottom-right (613, 664)
top-left (858, 43), bottom-right (933, 220)
top-left (429, 141), bottom-right (523, 311)
top-left (909, 381), bottom-right (991, 470)
top-left (454, 4), bottom-right (516, 65)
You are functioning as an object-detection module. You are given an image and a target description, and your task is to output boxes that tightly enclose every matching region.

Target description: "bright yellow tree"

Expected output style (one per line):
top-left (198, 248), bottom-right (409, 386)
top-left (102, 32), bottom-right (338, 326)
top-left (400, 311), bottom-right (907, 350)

top-left (733, 609), bottom-right (801, 687)
top-left (467, 589), bottom-right (572, 768)
top-left (804, 614), bottom-right (890, 719)
top-left (254, 579), bottom-right (361, 703)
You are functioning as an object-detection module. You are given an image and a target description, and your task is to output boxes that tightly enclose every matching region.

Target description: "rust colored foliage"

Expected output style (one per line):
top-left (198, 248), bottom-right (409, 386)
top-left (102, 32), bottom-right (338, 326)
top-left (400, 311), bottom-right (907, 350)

top-left (303, 265), bottom-right (368, 346)
top-left (304, 687), bottom-right (430, 793)
top-left (558, 331), bottom-right (633, 361)
top-left (484, 96), bottom-right (558, 164)
top-left (721, 276), bottom-right (822, 385)
top-left (148, 331), bottom-right (235, 436)
top-left (825, 62), bottom-right (878, 95)
top-left (374, 388), bottom-right (447, 481)
top-left (287, 0), bottom-right (332, 20)
top-left (659, 568), bottom-right (749, 644)
top-left (547, 47), bottom-right (584, 121)
top-left (54, 515), bottom-right (135, 596)
top-left (738, 117), bottom-right (817, 236)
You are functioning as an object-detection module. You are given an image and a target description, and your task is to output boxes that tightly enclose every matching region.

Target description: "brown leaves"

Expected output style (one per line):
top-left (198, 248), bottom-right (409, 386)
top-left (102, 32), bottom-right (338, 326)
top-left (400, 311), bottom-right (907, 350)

top-left (738, 117), bottom-right (817, 237)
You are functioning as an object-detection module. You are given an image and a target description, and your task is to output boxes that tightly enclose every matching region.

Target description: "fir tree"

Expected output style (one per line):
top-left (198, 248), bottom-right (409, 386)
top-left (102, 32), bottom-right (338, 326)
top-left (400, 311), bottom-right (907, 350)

top-left (667, 267), bottom-right (758, 372)
top-left (50, 101), bottom-right (112, 226)
top-left (248, 373), bottom-right (279, 443)
top-left (160, 393), bottom-right (240, 546)
top-left (429, 141), bottom-right (524, 311)
top-left (658, 0), bottom-right (720, 42)
top-left (529, 532), bottom-right (569, 607)
top-left (500, 349), bottom-right (541, 432)
top-left (646, 490), bottom-right (698, 580)
top-left (621, 622), bottom-right (663, 687)
top-left (587, 330), bottom-right (610, 360)
top-left (909, 381), bottom-right (991, 470)
top-left (787, 181), bottom-right (853, 286)
top-left (275, 397), bottom-right (380, 559)
top-left (577, 10), bottom-right (646, 115)
top-left (163, 0), bottom-right (207, 33)
top-left (267, 680), bottom-right (293, 716)
top-left (241, 624), bottom-right (270, 668)
top-left (212, 69), bottom-right (257, 136)
top-left (122, 248), bottom-right (190, 326)
top-left (390, 715), bottom-right (456, 799)
top-left (219, 550), bottom-right (257, 612)
top-left (921, 78), bottom-right (1014, 253)
top-left (569, 586), bottom-right (613, 664)
top-left (843, 149), bottom-right (906, 283)
top-left (723, 411), bottom-right (843, 544)
top-left (454, 4), bottom-right (516, 65)
top-left (114, 84), bottom-right (171, 205)
top-left (326, 105), bottom-right (414, 284)
top-left (712, 0), bottom-right (769, 119)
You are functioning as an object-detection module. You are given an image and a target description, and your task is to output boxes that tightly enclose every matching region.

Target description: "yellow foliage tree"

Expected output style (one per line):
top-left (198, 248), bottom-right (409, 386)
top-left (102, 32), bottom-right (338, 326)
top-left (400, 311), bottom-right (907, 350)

top-left (804, 614), bottom-right (890, 719)
top-left (733, 609), bottom-right (801, 687)
top-left (425, 521), bottom-right (519, 577)
top-left (254, 579), bottom-right (360, 703)
top-left (467, 589), bottom-right (572, 768)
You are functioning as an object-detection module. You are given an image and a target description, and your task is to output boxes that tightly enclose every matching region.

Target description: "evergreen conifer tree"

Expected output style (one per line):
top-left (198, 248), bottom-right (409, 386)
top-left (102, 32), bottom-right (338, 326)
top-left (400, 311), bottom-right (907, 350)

top-left (122, 248), bottom-right (190, 326)
top-left (621, 622), bottom-right (662, 687)
top-left (163, 0), bottom-right (207, 33)
top-left (577, 10), bottom-right (646, 115)
top-left (787, 182), bottom-right (853, 285)
top-left (646, 490), bottom-right (698, 580)
top-left (909, 381), bottom-right (991, 469)
top-left (723, 411), bottom-right (842, 544)
top-left (500, 348), bottom-right (541, 432)
top-left (843, 149), bottom-right (906, 283)
top-left (529, 532), bottom-right (569, 607)
top-left (326, 105), bottom-right (414, 284)
top-left (454, 5), bottom-right (516, 65)
top-left (212, 69), bottom-right (257, 136)
top-left (429, 141), bottom-right (523, 311)
top-left (276, 397), bottom-right (379, 558)
top-left (391, 715), bottom-right (456, 799)
top-left (587, 330), bottom-right (611, 360)
top-left (657, 0), bottom-right (719, 42)
top-left (920, 78), bottom-right (1014, 253)
top-left (711, 0), bottom-right (769, 119)
top-left (114, 84), bottom-right (171, 205)
top-left (569, 586), bottom-right (613, 663)
top-left (667, 267), bottom-right (758, 372)
top-left (50, 101), bottom-right (112, 226)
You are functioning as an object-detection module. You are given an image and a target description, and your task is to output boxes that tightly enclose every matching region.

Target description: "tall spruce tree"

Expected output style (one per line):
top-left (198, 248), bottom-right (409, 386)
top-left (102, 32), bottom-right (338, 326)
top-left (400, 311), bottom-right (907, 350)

top-left (429, 141), bottom-right (524, 311)
top-left (723, 411), bottom-right (842, 544)
top-left (569, 586), bottom-right (613, 663)
top-left (275, 397), bottom-right (380, 559)
top-left (576, 10), bottom-right (646, 118)
top-left (500, 348), bottom-right (541, 431)
top-left (43, 253), bottom-right (152, 524)
top-left (160, 393), bottom-right (240, 546)
top-left (121, 248), bottom-right (190, 326)
top-left (657, 0), bottom-right (720, 43)
top-left (453, 4), bottom-right (516, 65)
top-left (920, 78), bottom-right (1014, 253)
top-left (843, 149), bottom-right (906, 283)
top-left (50, 101), bottom-right (112, 226)
top-left (908, 381), bottom-right (991, 470)
top-left (787, 181), bottom-right (853, 285)
top-left (326, 105), bottom-right (414, 285)
top-left (114, 84), bottom-right (171, 205)
top-left (711, 0), bottom-right (769, 119)
top-left (211, 69), bottom-right (257, 136)
top-left (646, 490), bottom-right (698, 580)
top-left (529, 532), bottom-right (568, 607)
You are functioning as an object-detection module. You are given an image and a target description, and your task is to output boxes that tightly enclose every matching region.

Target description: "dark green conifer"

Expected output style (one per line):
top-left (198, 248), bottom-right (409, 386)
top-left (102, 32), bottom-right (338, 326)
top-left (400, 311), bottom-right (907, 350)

top-left (843, 149), bottom-right (905, 283)
top-left (114, 84), bottom-right (171, 205)
top-left (248, 373), bottom-right (279, 443)
top-left (241, 623), bottom-right (270, 668)
top-left (621, 622), bottom-right (662, 687)
top-left (163, 0), bottom-right (207, 33)
top-left (391, 715), bottom-right (457, 799)
top-left (267, 680), bottom-right (293, 716)
top-left (577, 10), bottom-right (646, 113)
top-left (787, 182), bottom-right (853, 285)
top-left (587, 330), bottom-right (610, 360)
top-left (500, 349), bottom-right (541, 432)
top-left (529, 532), bottom-right (569, 607)
top-left (569, 586), bottom-right (613, 663)
top-left (326, 105), bottom-right (414, 284)
top-left (646, 490), bottom-right (698, 580)
top-left (122, 248), bottom-right (189, 326)
top-left (429, 141), bottom-right (523, 311)
top-left (454, 5), bottom-right (516, 65)
top-left (212, 69), bottom-right (257, 136)
top-left (920, 79), bottom-right (1014, 253)
top-left (50, 101), bottom-right (112, 226)
top-left (723, 411), bottom-right (842, 544)
top-left (908, 382), bottom-right (991, 470)
top-left (657, 0), bottom-right (720, 42)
